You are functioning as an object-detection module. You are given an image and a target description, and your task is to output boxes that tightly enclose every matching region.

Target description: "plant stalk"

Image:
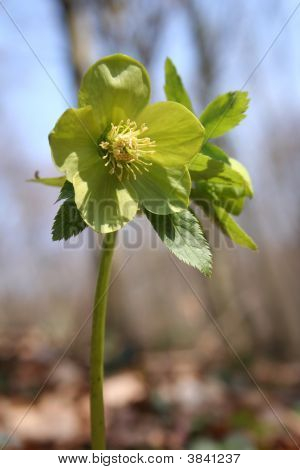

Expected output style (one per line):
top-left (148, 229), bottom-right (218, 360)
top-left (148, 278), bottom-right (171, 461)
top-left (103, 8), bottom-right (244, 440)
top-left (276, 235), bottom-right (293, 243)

top-left (90, 231), bottom-right (118, 450)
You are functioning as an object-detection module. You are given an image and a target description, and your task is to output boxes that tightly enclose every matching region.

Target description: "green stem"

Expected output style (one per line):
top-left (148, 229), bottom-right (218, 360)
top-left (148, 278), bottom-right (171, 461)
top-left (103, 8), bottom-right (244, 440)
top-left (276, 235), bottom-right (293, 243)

top-left (90, 231), bottom-right (118, 450)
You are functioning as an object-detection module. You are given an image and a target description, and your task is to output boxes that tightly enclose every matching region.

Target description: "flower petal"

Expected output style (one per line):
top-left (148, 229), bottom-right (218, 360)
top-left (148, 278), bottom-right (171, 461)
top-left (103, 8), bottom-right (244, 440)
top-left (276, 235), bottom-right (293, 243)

top-left (49, 106), bottom-right (100, 181)
top-left (136, 101), bottom-right (204, 166)
top-left (129, 163), bottom-right (191, 214)
top-left (78, 54), bottom-right (151, 128)
top-left (73, 163), bottom-right (138, 233)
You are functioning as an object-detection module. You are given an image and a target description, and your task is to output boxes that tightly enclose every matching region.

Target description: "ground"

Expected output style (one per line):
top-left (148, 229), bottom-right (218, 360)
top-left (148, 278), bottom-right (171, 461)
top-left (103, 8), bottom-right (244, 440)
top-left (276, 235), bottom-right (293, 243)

top-left (1, 335), bottom-right (300, 450)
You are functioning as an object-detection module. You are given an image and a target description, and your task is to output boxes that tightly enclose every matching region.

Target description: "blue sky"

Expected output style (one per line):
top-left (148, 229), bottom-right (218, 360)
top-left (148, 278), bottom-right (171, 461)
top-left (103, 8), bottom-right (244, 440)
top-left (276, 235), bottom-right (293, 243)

top-left (0, 0), bottom-right (75, 167)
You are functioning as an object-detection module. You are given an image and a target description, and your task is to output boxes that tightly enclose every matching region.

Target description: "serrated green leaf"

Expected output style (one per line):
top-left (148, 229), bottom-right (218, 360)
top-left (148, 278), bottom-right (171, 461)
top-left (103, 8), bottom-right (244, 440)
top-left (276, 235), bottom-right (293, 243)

top-left (222, 197), bottom-right (245, 216)
top-left (56, 180), bottom-right (75, 203)
top-left (189, 153), bottom-right (253, 197)
top-left (212, 205), bottom-right (257, 250)
top-left (164, 58), bottom-right (193, 112)
top-left (229, 158), bottom-right (253, 195)
top-left (52, 198), bottom-right (87, 241)
top-left (191, 181), bottom-right (244, 202)
top-left (191, 180), bottom-right (246, 215)
top-left (145, 208), bottom-right (212, 276)
top-left (200, 91), bottom-right (249, 141)
top-left (202, 142), bottom-right (230, 163)
top-left (28, 175), bottom-right (66, 187)
top-left (52, 181), bottom-right (87, 241)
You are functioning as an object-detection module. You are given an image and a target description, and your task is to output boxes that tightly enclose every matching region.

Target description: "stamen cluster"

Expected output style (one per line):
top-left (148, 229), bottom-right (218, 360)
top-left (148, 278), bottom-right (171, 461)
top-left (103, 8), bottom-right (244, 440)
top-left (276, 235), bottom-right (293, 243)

top-left (99, 120), bottom-right (155, 181)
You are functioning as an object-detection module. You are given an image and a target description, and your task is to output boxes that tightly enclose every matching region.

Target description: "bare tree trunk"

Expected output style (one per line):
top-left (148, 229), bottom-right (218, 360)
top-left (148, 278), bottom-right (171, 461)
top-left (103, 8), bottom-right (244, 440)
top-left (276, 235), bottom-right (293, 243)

top-left (59, 0), bottom-right (94, 86)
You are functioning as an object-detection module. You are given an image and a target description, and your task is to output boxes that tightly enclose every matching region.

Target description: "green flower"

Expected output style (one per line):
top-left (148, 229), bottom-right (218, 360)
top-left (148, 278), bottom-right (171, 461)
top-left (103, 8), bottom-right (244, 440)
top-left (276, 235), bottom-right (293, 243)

top-left (49, 54), bottom-right (204, 233)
